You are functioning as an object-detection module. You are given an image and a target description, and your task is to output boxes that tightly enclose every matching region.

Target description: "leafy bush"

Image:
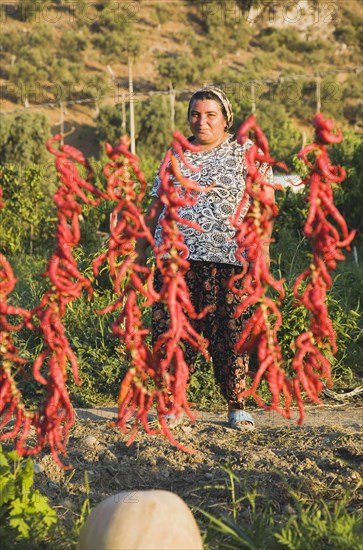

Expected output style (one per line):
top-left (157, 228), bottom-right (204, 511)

top-left (135, 96), bottom-right (190, 159)
top-left (59, 29), bottom-right (89, 63)
top-left (0, 164), bottom-right (56, 254)
top-left (0, 111), bottom-right (51, 166)
top-left (255, 26), bottom-right (301, 52)
top-left (156, 52), bottom-right (201, 89)
top-left (154, 2), bottom-right (173, 25)
top-left (330, 131), bottom-right (363, 240)
top-left (94, 104), bottom-right (125, 146)
top-left (0, 445), bottom-right (58, 547)
top-left (17, 0), bottom-right (42, 21)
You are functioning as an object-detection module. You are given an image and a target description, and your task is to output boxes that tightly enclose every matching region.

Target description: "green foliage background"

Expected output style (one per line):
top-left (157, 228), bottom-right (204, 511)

top-left (0, 445), bottom-right (58, 547)
top-left (1, 128), bottom-right (362, 410)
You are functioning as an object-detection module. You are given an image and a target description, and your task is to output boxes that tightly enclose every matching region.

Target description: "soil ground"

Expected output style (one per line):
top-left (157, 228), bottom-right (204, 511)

top-left (30, 398), bottom-right (363, 547)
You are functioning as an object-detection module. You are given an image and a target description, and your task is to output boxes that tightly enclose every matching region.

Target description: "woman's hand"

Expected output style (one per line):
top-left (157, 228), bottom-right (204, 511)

top-left (133, 197), bottom-right (164, 267)
top-left (261, 244), bottom-right (270, 269)
top-left (134, 243), bottom-right (148, 267)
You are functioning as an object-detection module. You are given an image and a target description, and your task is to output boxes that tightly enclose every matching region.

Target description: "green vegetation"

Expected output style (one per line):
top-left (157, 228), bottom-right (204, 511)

top-left (1, 131), bottom-right (362, 409)
top-left (0, 0), bottom-right (361, 133)
top-left (0, 445), bottom-right (93, 549)
top-left (0, 445), bottom-right (58, 547)
top-left (0, 164), bottom-right (55, 255)
top-left (0, 111), bottom-right (51, 166)
top-left (201, 461), bottom-right (363, 549)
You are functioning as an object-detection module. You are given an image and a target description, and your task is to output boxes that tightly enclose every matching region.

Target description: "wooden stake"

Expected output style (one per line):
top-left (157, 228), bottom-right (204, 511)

top-left (128, 55), bottom-right (136, 154)
top-left (170, 87), bottom-right (175, 133)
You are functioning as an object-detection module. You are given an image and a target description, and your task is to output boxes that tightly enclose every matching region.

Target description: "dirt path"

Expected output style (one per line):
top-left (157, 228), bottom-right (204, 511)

top-left (75, 402), bottom-right (363, 430)
top-left (29, 400), bottom-right (362, 547)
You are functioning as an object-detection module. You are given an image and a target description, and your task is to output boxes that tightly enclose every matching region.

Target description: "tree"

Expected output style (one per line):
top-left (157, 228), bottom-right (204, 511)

top-left (94, 104), bottom-right (124, 146)
top-left (18, 0), bottom-right (42, 21)
top-left (5, 26), bottom-right (54, 105)
top-left (135, 95), bottom-right (190, 159)
top-left (59, 29), bottom-right (89, 63)
top-left (93, 30), bottom-right (141, 65)
top-left (330, 131), bottom-right (363, 241)
top-left (0, 111), bottom-right (51, 166)
top-left (156, 53), bottom-right (199, 90)
top-left (7, 58), bottom-right (48, 106)
top-left (0, 165), bottom-right (55, 254)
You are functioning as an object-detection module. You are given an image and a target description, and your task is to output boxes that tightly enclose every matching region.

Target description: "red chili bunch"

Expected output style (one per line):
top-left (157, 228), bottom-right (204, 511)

top-left (228, 116), bottom-right (292, 416)
top-left (93, 138), bottom-right (159, 445)
top-left (95, 133), bottom-right (211, 451)
top-left (150, 132), bottom-right (212, 445)
top-left (26, 137), bottom-right (106, 466)
top-left (291, 113), bottom-right (356, 422)
top-left (0, 191), bottom-right (34, 451)
top-left (1, 136), bottom-right (106, 467)
top-left (29, 136), bottom-right (109, 466)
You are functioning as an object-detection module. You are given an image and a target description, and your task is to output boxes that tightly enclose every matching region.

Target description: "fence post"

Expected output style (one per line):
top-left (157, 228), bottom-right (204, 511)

top-left (251, 82), bottom-right (256, 114)
top-left (128, 55), bottom-right (136, 155)
top-left (122, 94), bottom-right (126, 135)
top-left (169, 87), bottom-right (175, 133)
top-left (316, 74), bottom-right (321, 113)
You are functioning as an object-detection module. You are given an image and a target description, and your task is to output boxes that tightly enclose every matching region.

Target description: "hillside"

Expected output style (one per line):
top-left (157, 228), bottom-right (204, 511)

top-left (0, 0), bottom-right (362, 158)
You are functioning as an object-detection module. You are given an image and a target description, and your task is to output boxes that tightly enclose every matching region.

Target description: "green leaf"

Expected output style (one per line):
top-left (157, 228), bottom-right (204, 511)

top-left (0, 479), bottom-right (15, 506)
top-left (20, 459), bottom-right (34, 496)
top-left (9, 515), bottom-right (30, 538)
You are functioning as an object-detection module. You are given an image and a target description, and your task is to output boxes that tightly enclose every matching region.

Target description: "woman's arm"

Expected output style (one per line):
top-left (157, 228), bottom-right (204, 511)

top-left (134, 196), bottom-right (164, 265)
top-left (260, 185), bottom-right (275, 268)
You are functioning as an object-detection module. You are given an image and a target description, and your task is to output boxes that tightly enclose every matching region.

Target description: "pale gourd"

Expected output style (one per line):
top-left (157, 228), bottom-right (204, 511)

top-left (77, 489), bottom-right (203, 550)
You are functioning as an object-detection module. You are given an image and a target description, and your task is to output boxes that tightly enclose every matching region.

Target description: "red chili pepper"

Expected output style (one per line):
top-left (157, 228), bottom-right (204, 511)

top-left (291, 113), bottom-right (355, 422)
top-left (230, 116), bottom-right (289, 415)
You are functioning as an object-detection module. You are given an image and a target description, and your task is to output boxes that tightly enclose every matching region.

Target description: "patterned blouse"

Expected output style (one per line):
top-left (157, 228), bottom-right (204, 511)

top-left (151, 134), bottom-right (272, 266)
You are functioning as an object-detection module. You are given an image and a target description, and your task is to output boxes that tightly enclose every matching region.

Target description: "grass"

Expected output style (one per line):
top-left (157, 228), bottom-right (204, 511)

top-left (199, 462), bottom-right (363, 550)
top-left (5, 232), bottom-right (363, 412)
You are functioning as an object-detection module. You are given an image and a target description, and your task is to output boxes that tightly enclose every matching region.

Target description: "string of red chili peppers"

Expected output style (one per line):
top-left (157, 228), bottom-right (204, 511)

top-left (30, 136), bottom-right (111, 467)
top-left (95, 133), bottom-right (211, 451)
top-left (228, 116), bottom-right (294, 417)
top-left (150, 132), bottom-right (213, 449)
top-left (291, 113), bottom-right (356, 422)
top-left (93, 138), bottom-right (160, 445)
top-left (0, 190), bottom-right (35, 451)
top-left (18, 136), bottom-right (106, 468)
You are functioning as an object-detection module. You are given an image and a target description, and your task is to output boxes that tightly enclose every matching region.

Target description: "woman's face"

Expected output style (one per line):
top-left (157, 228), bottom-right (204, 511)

top-left (188, 99), bottom-right (227, 149)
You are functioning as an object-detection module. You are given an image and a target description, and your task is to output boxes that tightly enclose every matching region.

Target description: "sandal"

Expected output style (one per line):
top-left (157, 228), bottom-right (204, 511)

top-left (164, 412), bottom-right (183, 429)
top-left (228, 410), bottom-right (255, 431)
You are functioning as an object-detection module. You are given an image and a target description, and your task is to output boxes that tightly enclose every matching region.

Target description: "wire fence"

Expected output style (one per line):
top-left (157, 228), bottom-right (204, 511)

top-left (1, 66), bottom-right (362, 115)
top-left (1, 65), bottom-right (362, 152)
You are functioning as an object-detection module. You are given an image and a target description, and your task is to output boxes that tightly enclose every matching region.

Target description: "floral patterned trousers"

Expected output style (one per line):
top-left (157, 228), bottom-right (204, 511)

top-left (152, 260), bottom-right (252, 409)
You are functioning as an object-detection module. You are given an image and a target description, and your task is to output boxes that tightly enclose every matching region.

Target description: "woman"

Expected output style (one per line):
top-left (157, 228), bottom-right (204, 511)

top-left (135, 86), bottom-right (274, 430)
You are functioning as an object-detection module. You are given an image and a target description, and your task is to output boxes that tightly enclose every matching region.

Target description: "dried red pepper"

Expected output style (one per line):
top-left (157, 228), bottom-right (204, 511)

top-left (1, 136), bottom-right (107, 467)
top-left (229, 116), bottom-right (292, 416)
top-left (291, 113), bottom-right (356, 422)
top-left (0, 246), bottom-right (34, 451)
top-left (94, 134), bottom-right (210, 451)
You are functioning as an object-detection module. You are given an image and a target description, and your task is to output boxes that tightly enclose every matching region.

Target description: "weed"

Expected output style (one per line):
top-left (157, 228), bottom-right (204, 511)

top-left (198, 461), bottom-right (363, 550)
